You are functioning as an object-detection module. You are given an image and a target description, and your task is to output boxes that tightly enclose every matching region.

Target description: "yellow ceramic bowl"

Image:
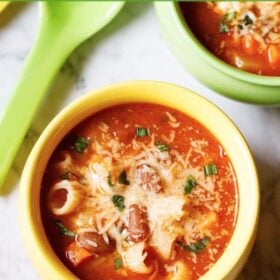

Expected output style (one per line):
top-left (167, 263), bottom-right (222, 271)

top-left (20, 81), bottom-right (259, 280)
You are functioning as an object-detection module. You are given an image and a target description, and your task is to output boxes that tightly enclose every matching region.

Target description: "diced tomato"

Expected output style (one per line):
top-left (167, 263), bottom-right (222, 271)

top-left (65, 242), bottom-right (93, 267)
top-left (268, 44), bottom-right (280, 67)
top-left (241, 35), bottom-right (260, 56)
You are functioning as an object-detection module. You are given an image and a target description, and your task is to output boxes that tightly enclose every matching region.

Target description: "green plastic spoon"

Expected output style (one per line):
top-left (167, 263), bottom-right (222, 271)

top-left (0, 1), bottom-right (124, 190)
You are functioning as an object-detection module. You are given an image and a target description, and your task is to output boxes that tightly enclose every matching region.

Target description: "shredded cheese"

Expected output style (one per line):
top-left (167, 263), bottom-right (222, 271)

top-left (209, 1), bottom-right (280, 45)
top-left (47, 109), bottom-right (236, 276)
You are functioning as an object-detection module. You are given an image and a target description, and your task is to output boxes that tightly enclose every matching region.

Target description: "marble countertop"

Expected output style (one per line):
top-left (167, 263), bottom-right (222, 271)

top-left (0, 2), bottom-right (279, 280)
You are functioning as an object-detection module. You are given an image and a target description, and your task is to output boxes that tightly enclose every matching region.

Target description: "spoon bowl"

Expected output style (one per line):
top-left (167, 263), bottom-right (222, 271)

top-left (41, 2), bottom-right (124, 46)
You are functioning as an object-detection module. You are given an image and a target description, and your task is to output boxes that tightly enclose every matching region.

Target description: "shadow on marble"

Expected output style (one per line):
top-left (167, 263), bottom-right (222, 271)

top-left (263, 106), bottom-right (280, 116)
top-left (1, 2), bottom-right (152, 195)
top-left (0, 2), bottom-right (29, 29)
top-left (238, 157), bottom-right (280, 280)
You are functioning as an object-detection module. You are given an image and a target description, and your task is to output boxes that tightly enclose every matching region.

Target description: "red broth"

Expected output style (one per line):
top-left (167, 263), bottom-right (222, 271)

top-left (180, 2), bottom-right (280, 76)
top-left (41, 103), bottom-right (238, 280)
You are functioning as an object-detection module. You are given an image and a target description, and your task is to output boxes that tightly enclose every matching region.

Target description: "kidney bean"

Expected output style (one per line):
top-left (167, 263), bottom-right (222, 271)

top-left (76, 231), bottom-right (110, 254)
top-left (127, 204), bottom-right (149, 242)
top-left (136, 164), bottom-right (162, 193)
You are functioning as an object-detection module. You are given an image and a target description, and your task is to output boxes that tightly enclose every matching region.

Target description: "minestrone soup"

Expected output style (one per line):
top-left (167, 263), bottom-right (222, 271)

top-left (180, 1), bottom-right (280, 76)
top-left (41, 103), bottom-right (238, 280)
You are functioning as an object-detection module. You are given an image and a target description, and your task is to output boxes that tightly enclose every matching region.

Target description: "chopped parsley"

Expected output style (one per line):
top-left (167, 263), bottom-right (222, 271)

top-left (177, 236), bottom-right (211, 253)
top-left (186, 237), bottom-right (211, 253)
top-left (74, 137), bottom-right (89, 153)
top-left (156, 142), bottom-right (169, 152)
top-left (224, 11), bottom-right (236, 22)
top-left (204, 164), bottom-right (218, 176)
top-left (118, 170), bottom-right (130, 185)
top-left (219, 21), bottom-right (229, 33)
top-left (219, 11), bottom-right (235, 33)
top-left (237, 23), bottom-right (244, 30)
top-left (218, 10), bottom-right (254, 34)
top-left (219, 11), bottom-right (237, 33)
top-left (136, 127), bottom-right (150, 137)
top-left (108, 172), bottom-right (114, 187)
top-left (243, 14), bottom-right (253, 26)
top-left (112, 195), bottom-right (125, 211)
top-left (53, 220), bottom-right (76, 238)
top-left (114, 258), bottom-right (122, 269)
top-left (184, 175), bottom-right (197, 194)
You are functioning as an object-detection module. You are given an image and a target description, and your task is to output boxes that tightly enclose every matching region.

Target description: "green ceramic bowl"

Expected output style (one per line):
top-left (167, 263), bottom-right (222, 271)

top-left (155, 2), bottom-right (280, 105)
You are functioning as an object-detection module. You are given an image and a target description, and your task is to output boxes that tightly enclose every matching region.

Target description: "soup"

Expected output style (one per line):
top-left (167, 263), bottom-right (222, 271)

top-left (180, 1), bottom-right (280, 76)
top-left (41, 103), bottom-right (238, 280)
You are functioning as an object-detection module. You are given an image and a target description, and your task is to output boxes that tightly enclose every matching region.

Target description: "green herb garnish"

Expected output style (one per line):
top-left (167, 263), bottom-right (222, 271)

top-left (237, 23), bottom-right (244, 30)
top-left (74, 137), bottom-right (89, 153)
top-left (204, 164), bottom-right (218, 176)
top-left (114, 258), bottom-right (122, 269)
top-left (177, 236), bottom-right (211, 253)
top-left (185, 237), bottom-right (211, 253)
top-left (219, 21), bottom-right (229, 33)
top-left (184, 175), bottom-right (197, 194)
top-left (156, 142), bottom-right (169, 152)
top-left (219, 11), bottom-right (236, 33)
top-left (224, 11), bottom-right (236, 22)
top-left (136, 127), bottom-right (150, 137)
top-left (112, 195), bottom-right (125, 211)
top-left (118, 170), bottom-right (129, 185)
top-left (108, 172), bottom-right (114, 187)
top-left (243, 14), bottom-right (253, 26)
top-left (53, 220), bottom-right (76, 238)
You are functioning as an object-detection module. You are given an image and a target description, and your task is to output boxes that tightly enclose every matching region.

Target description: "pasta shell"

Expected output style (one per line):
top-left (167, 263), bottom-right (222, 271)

top-left (48, 180), bottom-right (81, 215)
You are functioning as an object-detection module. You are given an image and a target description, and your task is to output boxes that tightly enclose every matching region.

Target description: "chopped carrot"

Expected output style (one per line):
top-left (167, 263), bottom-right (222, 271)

top-left (65, 242), bottom-right (93, 267)
top-left (268, 44), bottom-right (280, 67)
top-left (241, 35), bottom-right (259, 56)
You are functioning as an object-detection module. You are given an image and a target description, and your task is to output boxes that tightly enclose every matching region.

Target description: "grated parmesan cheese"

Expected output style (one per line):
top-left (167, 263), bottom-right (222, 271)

top-left (210, 1), bottom-right (280, 46)
top-left (48, 113), bottom-right (236, 276)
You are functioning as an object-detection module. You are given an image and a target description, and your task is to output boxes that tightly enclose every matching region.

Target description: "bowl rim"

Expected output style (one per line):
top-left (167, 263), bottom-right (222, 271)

top-left (19, 80), bottom-right (259, 280)
top-left (167, 2), bottom-right (280, 86)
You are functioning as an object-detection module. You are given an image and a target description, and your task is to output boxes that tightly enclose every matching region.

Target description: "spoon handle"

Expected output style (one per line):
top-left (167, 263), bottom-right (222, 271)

top-left (0, 17), bottom-right (73, 191)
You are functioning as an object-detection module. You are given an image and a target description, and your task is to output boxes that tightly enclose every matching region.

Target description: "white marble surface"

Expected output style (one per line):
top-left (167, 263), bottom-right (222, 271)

top-left (0, 2), bottom-right (279, 280)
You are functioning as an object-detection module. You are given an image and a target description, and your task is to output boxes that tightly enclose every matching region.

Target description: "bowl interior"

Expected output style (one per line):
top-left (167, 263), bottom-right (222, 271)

top-left (20, 81), bottom-right (259, 280)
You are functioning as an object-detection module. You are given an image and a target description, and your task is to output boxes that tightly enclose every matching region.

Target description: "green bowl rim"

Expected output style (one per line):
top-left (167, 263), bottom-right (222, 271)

top-left (169, 2), bottom-right (280, 86)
